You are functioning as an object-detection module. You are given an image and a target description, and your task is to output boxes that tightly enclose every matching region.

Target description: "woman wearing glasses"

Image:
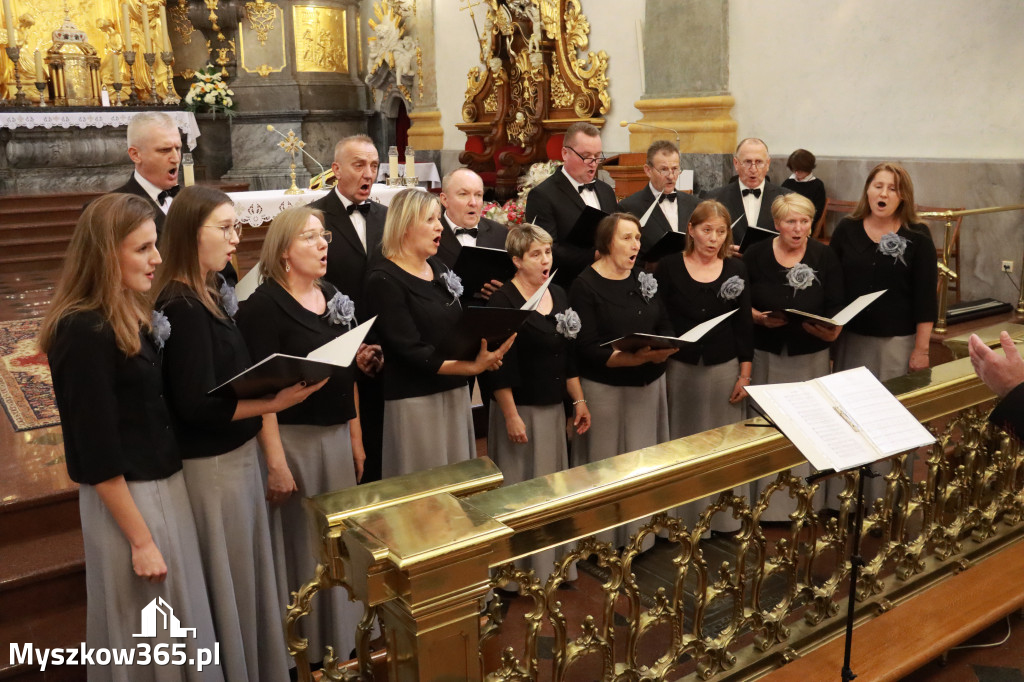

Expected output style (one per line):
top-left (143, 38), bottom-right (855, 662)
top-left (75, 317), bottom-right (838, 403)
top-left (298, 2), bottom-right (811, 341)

top-left (365, 189), bottom-right (514, 478)
top-left (155, 186), bottom-right (323, 681)
top-left (235, 205), bottom-right (369, 662)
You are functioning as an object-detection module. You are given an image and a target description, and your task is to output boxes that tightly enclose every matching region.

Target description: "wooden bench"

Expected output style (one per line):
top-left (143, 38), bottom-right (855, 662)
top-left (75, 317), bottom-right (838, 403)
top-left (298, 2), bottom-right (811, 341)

top-left (759, 539), bottom-right (1024, 681)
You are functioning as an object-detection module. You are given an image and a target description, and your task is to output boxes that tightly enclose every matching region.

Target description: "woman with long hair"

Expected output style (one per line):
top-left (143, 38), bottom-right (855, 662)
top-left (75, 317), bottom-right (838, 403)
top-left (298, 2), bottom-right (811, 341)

top-left (153, 185), bottom-right (322, 681)
top-left (235, 205), bottom-right (366, 662)
top-left (40, 193), bottom-right (222, 680)
top-left (365, 188), bottom-right (514, 478)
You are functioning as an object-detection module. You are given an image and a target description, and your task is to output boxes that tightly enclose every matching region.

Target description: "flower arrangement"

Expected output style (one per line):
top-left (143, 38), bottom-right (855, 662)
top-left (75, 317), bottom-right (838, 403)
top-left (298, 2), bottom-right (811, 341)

top-left (326, 292), bottom-right (356, 327)
top-left (555, 308), bottom-right (581, 339)
top-left (637, 271), bottom-right (658, 302)
top-left (718, 275), bottom-right (745, 301)
top-left (184, 64), bottom-right (236, 119)
top-left (877, 232), bottom-right (908, 265)
top-left (786, 263), bottom-right (818, 292)
top-left (482, 200), bottom-right (525, 226)
top-left (518, 160), bottom-right (559, 198)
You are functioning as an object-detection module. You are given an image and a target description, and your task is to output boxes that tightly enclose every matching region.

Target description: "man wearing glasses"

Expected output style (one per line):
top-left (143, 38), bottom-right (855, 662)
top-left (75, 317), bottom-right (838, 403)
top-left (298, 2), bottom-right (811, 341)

top-left (525, 121), bottom-right (619, 286)
top-left (704, 138), bottom-right (791, 248)
top-left (620, 140), bottom-right (700, 264)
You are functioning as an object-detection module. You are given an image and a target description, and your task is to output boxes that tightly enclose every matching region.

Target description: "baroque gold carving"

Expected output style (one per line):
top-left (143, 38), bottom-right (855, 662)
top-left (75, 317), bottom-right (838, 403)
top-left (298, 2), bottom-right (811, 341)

top-left (482, 87), bottom-right (497, 113)
top-left (293, 5), bottom-right (347, 73)
top-left (171, 0), bottom-right (195, 45)
top-left (244, 0), bottom-right (278, 45)
top-left (549, 62), bottom-right (572, 108)
top-left (181, 67), bottom-right (196, 79)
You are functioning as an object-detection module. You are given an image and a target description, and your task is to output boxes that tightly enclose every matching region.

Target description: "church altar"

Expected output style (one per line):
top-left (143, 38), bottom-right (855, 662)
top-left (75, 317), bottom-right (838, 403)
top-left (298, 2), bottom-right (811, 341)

top-left (229, 184), bottom-right (416, 226)
top-left (375, 161), bottom-right (441, 188)
top-left (0, 110), bottom-right (200, 149)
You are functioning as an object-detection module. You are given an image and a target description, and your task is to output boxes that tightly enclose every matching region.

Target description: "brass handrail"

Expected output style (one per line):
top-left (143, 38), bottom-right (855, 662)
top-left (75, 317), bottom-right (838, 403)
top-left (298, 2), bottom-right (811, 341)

top-left (919, 204), bottom-right (1024, 333)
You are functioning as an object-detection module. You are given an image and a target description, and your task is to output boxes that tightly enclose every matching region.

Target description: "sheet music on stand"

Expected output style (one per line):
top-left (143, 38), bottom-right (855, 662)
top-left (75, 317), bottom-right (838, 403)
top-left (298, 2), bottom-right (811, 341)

top-left (744, 366), bottom-right (935, 472)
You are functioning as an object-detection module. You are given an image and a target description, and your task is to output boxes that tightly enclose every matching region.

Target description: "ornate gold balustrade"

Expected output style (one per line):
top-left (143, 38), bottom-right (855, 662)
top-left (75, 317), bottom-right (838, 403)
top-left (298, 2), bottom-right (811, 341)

top-left (291, 352), bottom-right (1024, 681)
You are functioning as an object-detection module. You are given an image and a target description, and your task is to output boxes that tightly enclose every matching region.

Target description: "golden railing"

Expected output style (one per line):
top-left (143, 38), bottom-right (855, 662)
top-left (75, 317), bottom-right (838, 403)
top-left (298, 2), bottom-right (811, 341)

top-left (920, 204), bottom-right (1024, 334)
top-left (289, 352), bottom-right (1024, 681)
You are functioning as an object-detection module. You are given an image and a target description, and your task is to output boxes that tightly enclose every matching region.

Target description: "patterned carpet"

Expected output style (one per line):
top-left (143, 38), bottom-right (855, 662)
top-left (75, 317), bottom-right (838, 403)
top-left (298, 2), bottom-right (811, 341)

top-left (0, 317), bottom-right (59, 431)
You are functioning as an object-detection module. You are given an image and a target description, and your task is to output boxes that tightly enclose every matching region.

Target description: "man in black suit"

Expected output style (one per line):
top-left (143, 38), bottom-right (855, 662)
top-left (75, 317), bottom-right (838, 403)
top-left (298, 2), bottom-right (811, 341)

top-left (620, 140), bottom-right (700, 263)
top-left (704, 138), bottom-right (791, 250)
top-left (110, 112), bottom-right (183, 235)
top-left (524, 121), bottom-right (618, 286)
top-left (437, 167), bottom-right (508, 302)
top-left (970, 331), bottom-right (1024, 439)
top-left (310, 134), bottom-right (387, 482)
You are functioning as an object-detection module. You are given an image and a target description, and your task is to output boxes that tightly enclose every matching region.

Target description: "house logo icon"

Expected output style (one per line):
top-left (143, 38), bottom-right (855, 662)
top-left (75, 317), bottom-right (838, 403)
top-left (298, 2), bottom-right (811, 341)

top-left (132, 597), bottom-right (197, 639)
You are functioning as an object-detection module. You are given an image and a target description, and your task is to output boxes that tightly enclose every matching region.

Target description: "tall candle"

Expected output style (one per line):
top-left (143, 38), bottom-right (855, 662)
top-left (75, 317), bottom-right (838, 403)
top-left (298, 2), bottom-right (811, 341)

top-left (2, 0), bottom-right (16, 46)
top-left (405, 146), bottom-right (415, 180)
top-left (387, 145), bottom-right (399, 181)
top-left (140, 2), bottom-right (151, 54)
top-left (182, 153), bottom-right (195, 187)
top-left (121, 3), bottom-right (132, 50)
top-left (34, 49), bottom-right (44, 82)
top-left (158, 5), bottom-right (170, 52)
top-left (110, 51), bottom-right (120, 83)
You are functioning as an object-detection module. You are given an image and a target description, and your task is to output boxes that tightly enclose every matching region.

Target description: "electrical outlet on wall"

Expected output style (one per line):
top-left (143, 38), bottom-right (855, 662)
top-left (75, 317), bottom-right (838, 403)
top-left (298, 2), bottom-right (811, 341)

top-left (1002, 261), bottom-right (1014, 273)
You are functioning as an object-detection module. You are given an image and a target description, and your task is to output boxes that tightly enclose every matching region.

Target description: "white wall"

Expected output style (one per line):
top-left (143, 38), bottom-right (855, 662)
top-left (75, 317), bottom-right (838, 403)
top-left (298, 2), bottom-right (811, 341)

top-left (730, 0), bottom-right (1024, 159)
top-left (434, 0), bottom-right (643, 154)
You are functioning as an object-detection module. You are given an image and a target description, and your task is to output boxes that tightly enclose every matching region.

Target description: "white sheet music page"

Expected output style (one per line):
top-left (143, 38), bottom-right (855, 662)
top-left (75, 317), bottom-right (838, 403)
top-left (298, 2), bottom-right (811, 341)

top-left (305, 316), bottom-right (376, 367)
top-left (678, 309), bottom-right (737, 343)
top-left (745, 382), bottom-right (874, 471)
top-left (815, 367), bottom-right (935, 456)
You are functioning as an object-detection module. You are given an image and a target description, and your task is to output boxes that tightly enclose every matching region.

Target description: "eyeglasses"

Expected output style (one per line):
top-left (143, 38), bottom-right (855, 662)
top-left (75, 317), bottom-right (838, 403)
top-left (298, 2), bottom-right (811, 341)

top-left (564, 146), bottom-right (606, 166)
top-left (203, 223), bottom-right (243, 240)
top-left (298, 230), bottom-right (332, 245)
top-left (652, 166), bottom-right (681, 178)
top-left (738, 159), bottom-right (767, 169)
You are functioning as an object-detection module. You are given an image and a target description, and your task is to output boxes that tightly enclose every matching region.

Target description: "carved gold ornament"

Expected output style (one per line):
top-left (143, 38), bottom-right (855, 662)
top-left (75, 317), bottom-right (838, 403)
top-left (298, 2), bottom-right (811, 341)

top-left (171, 0), bottom-right (195, 45)
top-left (243, 0), bottom-right (278, 45)
top-left (549, 62), bottom-right (572, 108)
top-left (293, 5), bottom-right (346, 73)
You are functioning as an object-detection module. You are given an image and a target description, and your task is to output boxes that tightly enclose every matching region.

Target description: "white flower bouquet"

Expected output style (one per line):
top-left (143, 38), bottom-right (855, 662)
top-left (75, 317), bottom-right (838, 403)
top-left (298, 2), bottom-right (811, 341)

top-left (184, 64), bottom-right (236, 119)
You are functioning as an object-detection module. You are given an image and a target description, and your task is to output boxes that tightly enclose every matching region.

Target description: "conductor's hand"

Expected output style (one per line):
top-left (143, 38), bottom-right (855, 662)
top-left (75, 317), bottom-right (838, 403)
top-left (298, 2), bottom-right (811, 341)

top-left (802, 321), bottom-right (841, 342)
top-left (131, 540), bottom-right (168, 583)
top-left (633, 346), bottom-right (677, 365)
top-left (272, 378), bottom-right (328, 412)
top-left (474, 334), bottom-right (517, 373)
top-left (969, 332), bottom-right (1024, 398)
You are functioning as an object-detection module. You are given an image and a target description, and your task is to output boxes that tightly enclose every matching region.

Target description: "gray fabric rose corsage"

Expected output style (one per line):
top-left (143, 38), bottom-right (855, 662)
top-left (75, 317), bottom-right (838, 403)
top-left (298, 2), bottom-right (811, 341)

top-left (326, 291), bottom-right (356, 327)
top-left (555, 307), bottom-right (581, 339)
top-left (218, 276), bottom-right (239, 317)
top-left (786, 263), bottom-right (818, 292)
top-left (637, 271), bottom-right (658, 302)
top-left (440, 269), bottom-right (464, 302)
top-left (718, 275), bottom-right (745, 301)
top-left (877, 232), bottom-right (908, 265)
top-left (151, 310), bottom-right (171, 350)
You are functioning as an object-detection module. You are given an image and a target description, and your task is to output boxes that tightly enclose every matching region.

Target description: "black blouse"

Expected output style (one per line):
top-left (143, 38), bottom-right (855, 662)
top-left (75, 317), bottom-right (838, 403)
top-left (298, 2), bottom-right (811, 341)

top-left (48, 310), bottom-right (180, 485)
top-left (655, 255), bottom-right (754, 366)
top-left (236, 278), bottom-right (357, 426)
top-left (483, 282), bottom-right (578, 406)
top-left (365, 257), bottom-right (469, 400)
top-left (829, 218), bottom-right (938, 337)
top-left (781, 177), bottom-right (827, 228)
top-left (569, 266), bottom-right (674, 387)
top-left (157, 280), bottom-right (261, 458)
top-left (743, 237), bottom-right (845, 356)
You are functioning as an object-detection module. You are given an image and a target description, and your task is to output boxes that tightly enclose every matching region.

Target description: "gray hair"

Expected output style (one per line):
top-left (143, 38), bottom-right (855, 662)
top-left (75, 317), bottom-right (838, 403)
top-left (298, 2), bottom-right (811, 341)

top-left (735, 137), bottom-right (769, 157)
top-left (126, 112), bottom-right (178, 149)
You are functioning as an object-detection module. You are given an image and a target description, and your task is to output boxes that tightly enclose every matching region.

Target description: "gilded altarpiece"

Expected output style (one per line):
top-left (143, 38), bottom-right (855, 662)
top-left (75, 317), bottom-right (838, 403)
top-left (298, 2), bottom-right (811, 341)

top-left (238, 1), bottom-right (285, 76)
top-left (292, 5), bottom-right (347, 74)
top-left (457, 0), bottom-right (610, 198)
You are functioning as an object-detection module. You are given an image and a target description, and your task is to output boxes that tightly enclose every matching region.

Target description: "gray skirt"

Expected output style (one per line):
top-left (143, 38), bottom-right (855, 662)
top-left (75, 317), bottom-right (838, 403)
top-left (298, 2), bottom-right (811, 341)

top-left (79, 473), bottom-right (223, 682)
top-left (834, 331), bottom-right (916, 382)
top-left (487, 401), bottom-right (574, 584)
top-left (575, 376), bottom-right (669, 549)
top-left (749, 348), bottom-right (830, 522)
top-left (269, 423), bottom-right (360, 664)
top-left (382, 386), bottom-right (476, 478)
top-left (182, 439), bottom-right (290, 682)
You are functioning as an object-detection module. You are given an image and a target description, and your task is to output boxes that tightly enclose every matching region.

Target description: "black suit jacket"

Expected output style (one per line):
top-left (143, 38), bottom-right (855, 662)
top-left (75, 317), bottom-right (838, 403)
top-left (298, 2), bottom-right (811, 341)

top-left (703, 181), bottom-right (791, 246)
top-left (436, 213), bottom-right (508, 268)
top-left (110, 175), bottom-right (167, 234)
top-left (523, 168), bottom-right (619, 286)
top-left (619, 185), bottom-right (700, 259)
top-left (310, 190), bottom-right (387, 314)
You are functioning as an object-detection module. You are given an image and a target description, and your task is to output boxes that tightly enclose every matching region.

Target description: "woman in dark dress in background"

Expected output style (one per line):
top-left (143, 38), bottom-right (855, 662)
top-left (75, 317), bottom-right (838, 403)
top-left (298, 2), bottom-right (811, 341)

top-left (41, 194), bottom-right (222, 681)
top-left (154, 186), bottom-right (322, 681)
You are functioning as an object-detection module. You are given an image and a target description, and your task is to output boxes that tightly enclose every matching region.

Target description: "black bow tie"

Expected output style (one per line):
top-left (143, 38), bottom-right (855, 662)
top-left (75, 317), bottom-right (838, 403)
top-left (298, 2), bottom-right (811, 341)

top-left (659, 193), bottom-right (677, 203)
top-left (578, 182), bottom-right (597, 194)
top-left (346, 202), bottom-right (371, 216)
top-left (742, 187), bottom-right (762, 199)
top-left (156, 185), bottom-right (181, 204)
top-left (454, 227), bottom-right (478, 238)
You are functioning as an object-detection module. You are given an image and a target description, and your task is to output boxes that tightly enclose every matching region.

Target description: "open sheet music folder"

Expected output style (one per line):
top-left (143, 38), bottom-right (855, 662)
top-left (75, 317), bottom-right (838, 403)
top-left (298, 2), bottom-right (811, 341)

top-left (744, 366), bottom-right (935, 472)
top-left (783, 290), bottom-right (887, 330)
top-left (440, 307), bottom-right (533, 361)
top-left (209, 317), bottom-right (375, 399)
top-left (601, 309), bottom-right (736, 352)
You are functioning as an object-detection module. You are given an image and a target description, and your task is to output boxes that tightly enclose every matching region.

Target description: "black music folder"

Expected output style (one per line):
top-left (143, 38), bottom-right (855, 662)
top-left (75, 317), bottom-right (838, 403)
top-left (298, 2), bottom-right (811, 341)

top-left (565, 207), bottom-right (609, 248)
top-left (641, 230), bottom-right (687, 263)
top-left (441, 307), bottom-right (533, 361)
top-left (738, 224), bottom-right (778, 253)
top-left (453, 245), bottom-right (516, 296)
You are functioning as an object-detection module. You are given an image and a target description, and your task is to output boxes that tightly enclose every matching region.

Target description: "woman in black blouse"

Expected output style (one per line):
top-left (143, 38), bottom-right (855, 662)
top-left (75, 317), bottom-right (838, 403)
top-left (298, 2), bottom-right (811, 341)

top-left (365, 188), bottom-right (513, 478)
top-left (40, 194), bottom-right (222, 680)
top-left (656, 200), bottom-right (753, 439)
top-left (235, 205), bottom-right (370, 663)
top-left (154, 186), bottom-right (322, 681)
top-left (831, 162), bottom-right (937, 381)
top-left (745, 193), bottom-right (842, 521)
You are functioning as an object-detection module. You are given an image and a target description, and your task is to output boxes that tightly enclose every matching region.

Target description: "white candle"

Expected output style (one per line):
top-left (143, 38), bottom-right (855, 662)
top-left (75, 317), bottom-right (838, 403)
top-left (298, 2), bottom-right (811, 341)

top-left (158, 5), bottom-right (171, 52)
top-left (388, 146), bottom-right (399, 180)
top-left (120, 3), bottom-right (132, 50)
top-left (183, 163), bottom-right (195, 187)
top-left (3, 0), bottom-right (16, 46)
top-left (34, 49), bottom-right (44, 82)
top-left (140, 2), bottom-right (151, 53)
top-left (405, 146), bottom-right (416, 180)
top-left (110, 51), bottom-right (120, 83)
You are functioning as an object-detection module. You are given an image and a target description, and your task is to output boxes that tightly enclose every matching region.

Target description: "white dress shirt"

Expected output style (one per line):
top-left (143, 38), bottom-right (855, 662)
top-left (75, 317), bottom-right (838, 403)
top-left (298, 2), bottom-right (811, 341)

top-left (650, 182), bottom-right (680, 232)
top-left (134, 171), bottom-right (172, 214)
top-left (740, 179), bottom-right (766, 228)
top-left (336, 188), bottom-right (368, 252)
top-left (444, 214), bottom-right (478, 247)
top-left (562, 167), bottom-right (600, 210)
